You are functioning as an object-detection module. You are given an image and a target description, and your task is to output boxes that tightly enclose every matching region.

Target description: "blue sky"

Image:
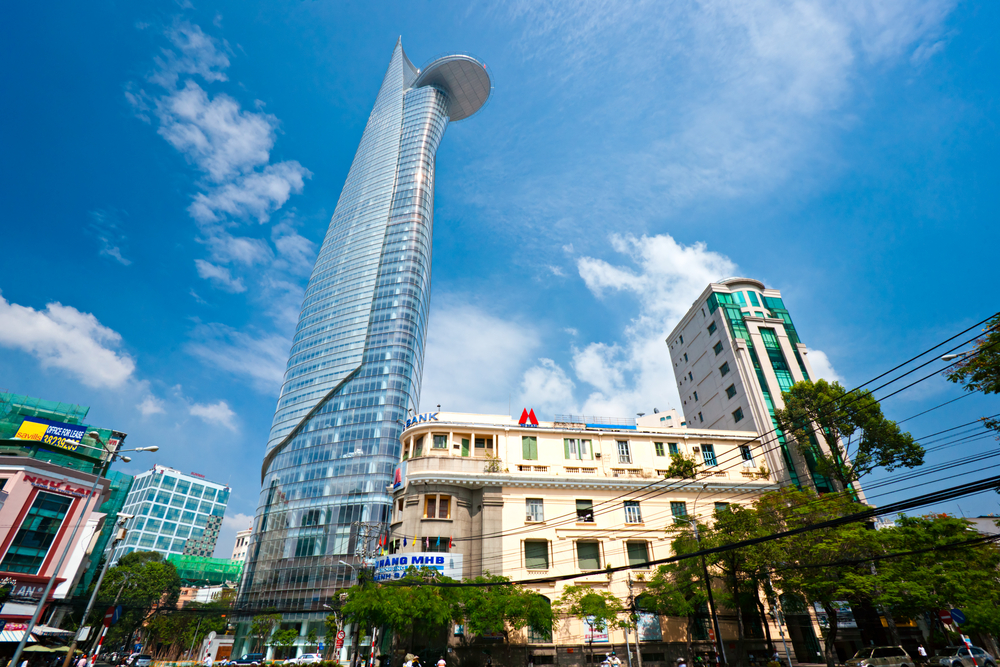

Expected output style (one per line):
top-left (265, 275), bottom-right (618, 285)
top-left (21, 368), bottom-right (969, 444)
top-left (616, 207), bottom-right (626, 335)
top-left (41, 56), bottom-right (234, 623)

top-left (2, 0), bottom-right (998, 554)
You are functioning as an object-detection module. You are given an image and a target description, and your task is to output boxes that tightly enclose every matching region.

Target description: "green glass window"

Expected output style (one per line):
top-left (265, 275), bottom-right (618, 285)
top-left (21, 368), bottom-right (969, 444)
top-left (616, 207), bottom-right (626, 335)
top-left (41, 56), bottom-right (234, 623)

top-left (627, 541), bottom-right (650, 568)
top-left (713, 341), bottom-right (724, 355)
top-left (760, 328), bottom-right (794, 392)
top-left (698, 412), bottom-right (704, 423)
top-left (693, 391), bottom-right (699, 401)
top-left (577, 541), bottom-right (601, 569)
top-left (146, 519), bottom-right (162, 532)
top-left (160, 476), bottom-right (177, 491)
top-left (755, 311), bottom-right (765, 318)
top-left (433, 435), bottom-right (448, 449)
top-left (719, 362), bottom-right (730, 376)
top-left (707, 321), bottom-right (717, 335)
top-left (733, 407), bottom-right (744, 422)
top-left (734, 291), bottom-right (747, 306)
top-left (684, 353), bottom-right (688, 362)
top-left (0, 492), bottom-right (72, 574)
top-left (748, 291), bottom-right (760, 307)
top-left (414, 436), bottom-right (424, 457)
top-left (668, 443), bottom-right (679, 455)
top-left (714, 502), bottom-right (730, 513)
top-left (670, 501), bottom-right (688, 524)
top-left (688, 371), bottom-right (694, 381)
top-left (522, 436), bottom-right (538, 460)
top-left (654, 442), bottom-right (665, 457)
top-left (525, 541), bottom-right (549, 569)
top-left (740, 445), bottom-right (753, 462)
top-left (726, 384), bottom-right (737, 399)
top-left (679, 335), bottom-right (684, 344)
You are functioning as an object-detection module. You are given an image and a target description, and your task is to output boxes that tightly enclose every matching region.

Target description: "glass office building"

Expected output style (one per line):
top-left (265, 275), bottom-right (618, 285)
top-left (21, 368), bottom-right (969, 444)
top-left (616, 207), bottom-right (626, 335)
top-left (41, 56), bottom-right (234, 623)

top-left (239, 40), bottom-right (491, 614)
top-left (111, 465), bottom-right (230, 563)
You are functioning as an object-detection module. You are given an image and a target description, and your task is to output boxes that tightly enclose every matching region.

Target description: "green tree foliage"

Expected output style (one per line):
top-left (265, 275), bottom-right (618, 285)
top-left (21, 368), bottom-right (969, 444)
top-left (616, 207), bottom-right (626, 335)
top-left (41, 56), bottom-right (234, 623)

top-left (557, 585), bottom-right (626, 664)
top-left (775, 379), bottom-right (923, 490)
top-left (664, 453), bottom-right (700, 479)
top-left (250, 613), bottom-right (281, 653)
top-left (645, 531), bottom-right (708, 666)
top-left (144, 594), bottom-right (232, 659)
top-left (459, 573), bottom-right (554, 642)
top-left (756, 489), bottom-right (871, 667)
top-left (269, 628), bottom-right (301, 658)
top-left (97, 551), bottom-right (182, 648)
top-left (947, 313), bottom-right (1000, 436)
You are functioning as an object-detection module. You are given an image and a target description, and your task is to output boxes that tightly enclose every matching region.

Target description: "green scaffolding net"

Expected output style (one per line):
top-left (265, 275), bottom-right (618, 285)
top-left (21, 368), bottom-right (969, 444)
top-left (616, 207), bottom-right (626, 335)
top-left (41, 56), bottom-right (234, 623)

top-left (168, 554), bottom-right (244, 586)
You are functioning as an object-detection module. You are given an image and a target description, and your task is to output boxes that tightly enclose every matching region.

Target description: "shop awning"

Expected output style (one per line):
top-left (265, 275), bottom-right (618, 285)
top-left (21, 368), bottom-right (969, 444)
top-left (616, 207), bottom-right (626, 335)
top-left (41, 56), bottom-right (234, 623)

top-left (0, 630), bottom-right (37, 643)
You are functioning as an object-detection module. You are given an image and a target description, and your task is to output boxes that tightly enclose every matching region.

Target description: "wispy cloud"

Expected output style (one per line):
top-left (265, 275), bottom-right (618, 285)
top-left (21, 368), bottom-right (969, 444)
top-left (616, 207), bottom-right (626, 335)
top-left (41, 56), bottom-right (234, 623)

top-left (0, 292), bottom-right (135, 388)
top-left (195, 259), bottom-right (246, 293)
top-left (88, 209), bottom-right (132, 266)
top-left (137, 395), bottom-right (166, 416)
top-left (185, 323), bottom-right (289, 393)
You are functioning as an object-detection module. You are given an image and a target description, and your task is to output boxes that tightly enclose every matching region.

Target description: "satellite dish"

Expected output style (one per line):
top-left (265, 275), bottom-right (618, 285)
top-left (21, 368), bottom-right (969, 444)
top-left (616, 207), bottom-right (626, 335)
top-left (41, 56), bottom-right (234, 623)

top-left (653, 408), bottom-right (660, 414)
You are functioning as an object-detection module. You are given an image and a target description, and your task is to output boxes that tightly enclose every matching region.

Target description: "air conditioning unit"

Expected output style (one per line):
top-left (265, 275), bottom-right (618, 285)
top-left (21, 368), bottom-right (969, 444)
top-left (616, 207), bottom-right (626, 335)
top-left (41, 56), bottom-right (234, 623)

top-left (527, 514), bottom-right (534, 521)
top-left (692, 446), bottom-right (700, 452)
top-left (595, 452), bottom-right (602, 459)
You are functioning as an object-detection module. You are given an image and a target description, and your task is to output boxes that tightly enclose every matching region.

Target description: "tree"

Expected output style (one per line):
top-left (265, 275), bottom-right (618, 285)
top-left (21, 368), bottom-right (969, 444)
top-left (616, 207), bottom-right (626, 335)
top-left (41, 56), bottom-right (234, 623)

top-left (250, 613), bottom-right (281, 653)
top-left (270, 628), bottom-right (300, 659)
top-left (664, 453), bottom-right (700, 479)
top-left (96, 551), bottom-right (182, 649)
top-left (459, 573), bottom-right (555, 643)
top-left (557, 585), bottom-right (626, 666)
top-left (947, 313), bottom-right (1000, 437)
top-left (645, 532), bottom-right (708, 667)
top-left (775, 379), bottom-right (924, 491)
top-left (756, 489), bottom-right (871, 667)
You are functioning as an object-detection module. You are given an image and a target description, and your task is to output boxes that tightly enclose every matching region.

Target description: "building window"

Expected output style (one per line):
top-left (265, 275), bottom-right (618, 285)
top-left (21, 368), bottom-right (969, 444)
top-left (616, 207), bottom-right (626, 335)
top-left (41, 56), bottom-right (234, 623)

top-left (624, 501), bottom-right (642, 524)
top-left (668, 443), bottom-right (679, 455)
top-left (688, 371), bottom-right (694, 381)
top-left (414, 437), bottom-right (424, 457)
top-left (707, 321), bottom-right (717, 335)
top-left (684, 353), bottom-right (688, 362)
top-left (528, 597), bottom-right (554, 642)
top-left (702, 444), bottom-right (717, 466)
top-left (719, 362), bottom-right (730, 376)
top-left (733, 407), bottom-right (744, 422)
top-left (525, 540), bottom-right (549, 569)
top-left (0, 492), bottom-right (72, 574)
top-left (693, 391), bottom-right (699, 401)
top-left (748, 291), bottom-right (761, 307)
top-left (577, 541), bottom-right (601, 570)
top-left (565, 439), bottom-right (593, 460)
top-left (726, 384), bottom-right (737, 399)
top-left (627, 541), bottom-right (650, 568)
top-left (698, 412), bottom-right (704, 423)
top-left (576, 500), bottom-right (595, 523)
top-left (670, 502), bottom-right (688, 524)
top-left (714, 502), bottom-right (730, 514)
top-left (734, 291), bottom-right (747, 306)
top-left (617, 441), bottom-right (632, 464)
top-left (424, 494), bottom-right (451, 519)
top-left (654, 442), bottom-right (665, 457)
top-left (526, 498), bottom-right (544, 522)
top-left (433, 435), bottom-right (448, 449)
top-left (523, 436), bottom-right (538, 460)
top-left (713, 342), bottom-right (724, 355)
top-left (740, 445), bottom-right (754, 464)
top-left (679, 335), bottom-right (684, 344)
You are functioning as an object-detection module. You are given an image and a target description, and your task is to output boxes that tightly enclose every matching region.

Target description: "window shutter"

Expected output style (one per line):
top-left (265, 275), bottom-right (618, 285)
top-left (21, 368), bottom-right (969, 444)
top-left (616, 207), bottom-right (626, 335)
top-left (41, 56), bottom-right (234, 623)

top-left (530, 437), bottom-right (537, 460)
top-left (564, 439), bottom-right (570, 459)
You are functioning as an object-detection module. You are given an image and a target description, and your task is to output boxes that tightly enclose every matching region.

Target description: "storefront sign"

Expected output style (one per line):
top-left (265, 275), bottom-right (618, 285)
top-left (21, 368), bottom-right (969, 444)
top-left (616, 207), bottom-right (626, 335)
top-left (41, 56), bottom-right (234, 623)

top-left (584, 616), bottom-right (609, 643)
top-left (374, 553), bottom-right (462, 581)
top-left (403, 412), bottom-right (439, 430)
top-left (813, 601), bottom-right (857, 629)
top-left (518, 409), bottom-right (539, 427)
top-left (22, 474), bottom-right (99, 498)
top-left (637, 612), bottom-right (662, 641)
top-left (14, 417), bottom-right (87, 452)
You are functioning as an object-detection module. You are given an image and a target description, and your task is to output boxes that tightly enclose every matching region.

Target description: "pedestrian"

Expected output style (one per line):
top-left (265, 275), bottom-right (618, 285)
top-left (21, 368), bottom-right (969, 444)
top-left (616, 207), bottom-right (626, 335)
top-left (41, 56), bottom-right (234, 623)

top-left (918, 646), bottom-right (928, 665)
top-left (206, 653), bottom-right (215, 667)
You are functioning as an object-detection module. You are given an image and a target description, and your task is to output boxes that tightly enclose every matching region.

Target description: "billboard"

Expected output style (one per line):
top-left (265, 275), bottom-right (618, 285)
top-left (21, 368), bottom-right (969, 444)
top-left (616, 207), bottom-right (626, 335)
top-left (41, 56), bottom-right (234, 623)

top-left (14, 417), bottom-right (87, 452)
top-left (637, 612), bottom-right (662, 641)
top-left (374, 552), bottom-right (463, 581)
top-left (584, 616), bottom-right (610, 643)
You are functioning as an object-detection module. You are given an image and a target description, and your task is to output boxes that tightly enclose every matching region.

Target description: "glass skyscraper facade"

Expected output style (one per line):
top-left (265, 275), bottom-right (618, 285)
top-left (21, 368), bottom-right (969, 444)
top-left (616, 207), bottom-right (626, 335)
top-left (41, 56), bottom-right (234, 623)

top-left (238, 41), bottom-right (490, 614)
top-left (112, 465), bottom-right (230, 563)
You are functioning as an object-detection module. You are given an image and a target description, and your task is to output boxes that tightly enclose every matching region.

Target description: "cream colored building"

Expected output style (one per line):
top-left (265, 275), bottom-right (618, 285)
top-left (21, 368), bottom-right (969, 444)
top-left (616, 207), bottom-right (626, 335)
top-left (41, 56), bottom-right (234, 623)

top-left (388, 411), bottom-right (780, 664)
top-left (231, 524), bottom-right (252, 562)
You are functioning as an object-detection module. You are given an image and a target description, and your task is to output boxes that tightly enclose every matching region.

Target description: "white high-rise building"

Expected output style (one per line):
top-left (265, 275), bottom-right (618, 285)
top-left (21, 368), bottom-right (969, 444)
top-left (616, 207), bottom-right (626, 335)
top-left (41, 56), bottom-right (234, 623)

top-left (231, 524), bottom-right (252, 562)
top-left (666, 278), bottom-right (845, 494)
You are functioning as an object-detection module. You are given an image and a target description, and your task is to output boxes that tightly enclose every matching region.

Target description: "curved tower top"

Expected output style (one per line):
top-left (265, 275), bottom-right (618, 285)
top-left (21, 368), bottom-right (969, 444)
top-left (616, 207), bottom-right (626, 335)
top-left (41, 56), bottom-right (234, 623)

top-left (413, 55), bottom-right (491, 121)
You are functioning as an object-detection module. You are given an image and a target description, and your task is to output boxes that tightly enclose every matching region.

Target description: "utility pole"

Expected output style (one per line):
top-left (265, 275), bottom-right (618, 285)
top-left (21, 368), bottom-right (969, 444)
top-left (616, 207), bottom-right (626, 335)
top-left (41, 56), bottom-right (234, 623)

top-left (626, 574), bottom-right (643, 667)
top-left (691, 484), bottom-right (726, 667)
top-left (766, 572), bottom-right (794, 667)
top-left (349, 521), bottom-right (385, 667)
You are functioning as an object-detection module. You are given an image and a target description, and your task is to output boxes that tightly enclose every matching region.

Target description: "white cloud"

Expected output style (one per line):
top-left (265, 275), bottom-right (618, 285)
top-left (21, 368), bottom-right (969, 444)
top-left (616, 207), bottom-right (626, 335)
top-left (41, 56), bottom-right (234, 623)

top-left (804, 348), bottom-right (843, 383)
top-left (189, 399), bottom-right (238, 431)
top-left (517, 232), bottom-right (738, 417)
top-left (185, 323), bottom-right (289, 393)
top-left (0, 292), bottom-right (135, 388)
top-left (149, 21), bottom-right (230, 90)
top-left (137, 395), bottom-right (166, 416)
top-left (215, 512), bottom-right (253, 558)
top-left (419, 300), bottom-right (541, 415)
top-left (188, 162), bottom-right (310, 224)
top-left (194, 260), bottom-right (246, 293)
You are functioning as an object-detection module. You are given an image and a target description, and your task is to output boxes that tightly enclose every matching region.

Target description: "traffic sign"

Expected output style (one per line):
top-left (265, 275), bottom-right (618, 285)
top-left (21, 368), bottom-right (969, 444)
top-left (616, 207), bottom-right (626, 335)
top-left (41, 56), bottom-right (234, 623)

top-left (951, 609), bottom-right (967, 625)
top-left (335, 630), bottom-right (345, 650)
top-left (207, 631), bottom-right (217, 643)
top-left (103, 607), bottom-right (116, 627)
top-left (337, 631), bottom-right (346, 640)
top-left (939, 609), bottom-right (953, 625)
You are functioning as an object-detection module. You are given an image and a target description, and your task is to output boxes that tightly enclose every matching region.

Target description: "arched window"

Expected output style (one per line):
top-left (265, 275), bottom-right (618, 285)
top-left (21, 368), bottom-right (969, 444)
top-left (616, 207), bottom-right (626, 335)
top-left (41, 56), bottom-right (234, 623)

top-left (527, 595), bottom-right (553, 643)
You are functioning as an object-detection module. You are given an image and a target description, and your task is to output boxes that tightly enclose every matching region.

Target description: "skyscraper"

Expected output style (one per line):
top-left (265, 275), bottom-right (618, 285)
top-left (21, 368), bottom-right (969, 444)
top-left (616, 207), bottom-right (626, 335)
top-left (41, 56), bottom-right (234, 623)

top-left (666, 278), bottom-right (859, 496)
top-left (238, 41), bottom-right (490, 617)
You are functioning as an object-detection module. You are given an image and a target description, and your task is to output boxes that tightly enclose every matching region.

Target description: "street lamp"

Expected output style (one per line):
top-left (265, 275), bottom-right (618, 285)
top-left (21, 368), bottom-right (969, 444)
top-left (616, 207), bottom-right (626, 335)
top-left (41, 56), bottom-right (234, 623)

top-left (11, 433), bottom-right (158, 667)
top-left (942, 351), bottom-right (972, 361)
top-left (690, 482), bottom-right (727, 667)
